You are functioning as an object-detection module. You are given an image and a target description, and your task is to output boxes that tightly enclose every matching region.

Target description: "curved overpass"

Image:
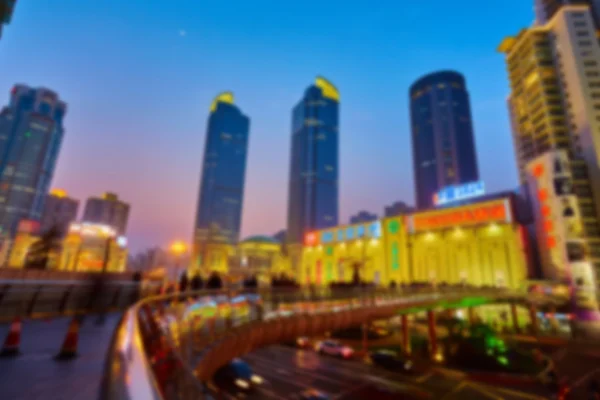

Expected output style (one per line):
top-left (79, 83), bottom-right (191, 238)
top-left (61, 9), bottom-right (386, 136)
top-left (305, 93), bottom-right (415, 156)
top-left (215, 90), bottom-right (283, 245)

top-left (104, 287), bottom-right (563, 400)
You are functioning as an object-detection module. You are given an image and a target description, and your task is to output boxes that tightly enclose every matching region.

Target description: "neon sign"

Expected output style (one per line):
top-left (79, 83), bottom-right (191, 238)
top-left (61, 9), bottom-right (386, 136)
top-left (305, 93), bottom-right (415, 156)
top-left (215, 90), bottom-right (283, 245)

top-left (411, 201), bottom-right (509, 232)
top-left (433, 181), bottom-right (485, 206)
top-left (321, 231), bottom-right (334, 244)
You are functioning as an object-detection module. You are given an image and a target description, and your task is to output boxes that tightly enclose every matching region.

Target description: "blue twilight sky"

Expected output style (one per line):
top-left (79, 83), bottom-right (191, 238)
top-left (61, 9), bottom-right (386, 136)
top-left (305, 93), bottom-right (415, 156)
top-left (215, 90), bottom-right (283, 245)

top-left (0, 0), bottom-right (535, 252)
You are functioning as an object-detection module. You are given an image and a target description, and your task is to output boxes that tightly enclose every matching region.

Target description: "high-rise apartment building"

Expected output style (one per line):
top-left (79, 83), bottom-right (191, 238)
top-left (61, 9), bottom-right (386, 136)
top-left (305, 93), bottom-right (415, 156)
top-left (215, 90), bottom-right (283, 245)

top-left (287, 77), bottom-right (339, 245)
top-left (410, 71), bottom-right (480, 210)
top-left (535, 0), bottom-right (600, 27)
top-left (192, 92), bottom-right (250, 268)
top-left (0, 0), bottom-right (17, 39)
top-left (82, 192), bottom-right (130, 234)
top-left (0, 85), bottom-right (67, 236)
top-left (499, 4), bottom-right (600, 275)
top-left (40, 188), bottom-right (79, 236)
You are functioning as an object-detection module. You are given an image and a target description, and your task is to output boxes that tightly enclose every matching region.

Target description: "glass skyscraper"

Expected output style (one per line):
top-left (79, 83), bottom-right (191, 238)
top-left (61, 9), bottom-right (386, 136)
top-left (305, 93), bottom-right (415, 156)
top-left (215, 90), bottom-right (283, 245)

top-left (287, 77), bottom-right (339, 245)
top-left (410, 71), bottom-right (479, 209)
top-left (0, 85), bottom-right (67, 236)
top-left (193, 92), bottom-right (250, 266)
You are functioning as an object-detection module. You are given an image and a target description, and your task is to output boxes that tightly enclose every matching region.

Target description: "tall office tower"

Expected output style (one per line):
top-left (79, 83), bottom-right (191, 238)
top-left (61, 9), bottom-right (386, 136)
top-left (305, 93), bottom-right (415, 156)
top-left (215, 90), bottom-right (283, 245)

top-left (410, 71), bottom-right (480, 210)
top-left (192, 92), bottom-right (250, 268)
top-left (535, 0), bottom-right (600, 27)
top-left (0, 85), bottom-right (67, 236)
top-left (0, 1), bottom-right (17, 39)
top-left (82, 192), bottom-right (130, 234)
top-left (287, 77), bottom-right (339, 245)
top-left (40, 188), bottom-right (79, 236)
top-left (499, 5), bottom-right (600, 275)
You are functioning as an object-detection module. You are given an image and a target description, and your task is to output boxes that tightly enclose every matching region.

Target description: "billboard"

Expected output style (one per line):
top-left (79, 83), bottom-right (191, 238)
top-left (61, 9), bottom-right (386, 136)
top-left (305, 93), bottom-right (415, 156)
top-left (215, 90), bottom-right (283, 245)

top-left (433, 181), bottom-right (485, 206)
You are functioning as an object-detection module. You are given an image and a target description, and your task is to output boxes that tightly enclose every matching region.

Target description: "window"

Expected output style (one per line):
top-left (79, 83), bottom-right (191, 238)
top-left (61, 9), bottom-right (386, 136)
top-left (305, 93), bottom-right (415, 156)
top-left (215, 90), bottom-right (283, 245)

top-left (576, 31), bottom-right (589, 37)
top-left (584, 61), bottom-right (597, 67)
top-left (580, 40), bottom-right (592, 46)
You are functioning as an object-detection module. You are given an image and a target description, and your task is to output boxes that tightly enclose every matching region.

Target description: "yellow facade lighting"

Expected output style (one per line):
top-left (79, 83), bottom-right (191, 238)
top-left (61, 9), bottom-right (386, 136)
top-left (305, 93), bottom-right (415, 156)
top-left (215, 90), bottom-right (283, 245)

top-left (170, 240), bottom-right (188, 255)
top-left (50, 188), bottom-right (68, 198)
top-left (210, 91), bottom-right (235, 112)
top-left (315, 76), bottom-right (340, 102)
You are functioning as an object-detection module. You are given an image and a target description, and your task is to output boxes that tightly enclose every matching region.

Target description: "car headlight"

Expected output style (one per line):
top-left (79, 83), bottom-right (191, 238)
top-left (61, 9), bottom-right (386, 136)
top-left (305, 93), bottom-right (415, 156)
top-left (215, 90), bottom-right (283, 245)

top-left (251, 375), bottom-right (263, 384)
top-left (235, 379), bottom-right (250, 389)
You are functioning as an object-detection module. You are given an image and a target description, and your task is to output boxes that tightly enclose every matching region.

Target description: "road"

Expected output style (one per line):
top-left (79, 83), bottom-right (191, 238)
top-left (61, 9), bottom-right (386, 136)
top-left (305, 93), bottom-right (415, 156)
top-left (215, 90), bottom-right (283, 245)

top-left (214, 344), bottom-right (550, 399)
top-left (0, 313), bottom-right (121, 400)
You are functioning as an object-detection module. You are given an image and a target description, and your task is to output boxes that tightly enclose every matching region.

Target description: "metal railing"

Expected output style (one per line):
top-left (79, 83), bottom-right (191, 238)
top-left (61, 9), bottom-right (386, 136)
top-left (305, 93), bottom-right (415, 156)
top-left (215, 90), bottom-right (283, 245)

top-left (102, 285), bottom-right (533, 400)
top-left (0, 279), bottom-right (157, 322)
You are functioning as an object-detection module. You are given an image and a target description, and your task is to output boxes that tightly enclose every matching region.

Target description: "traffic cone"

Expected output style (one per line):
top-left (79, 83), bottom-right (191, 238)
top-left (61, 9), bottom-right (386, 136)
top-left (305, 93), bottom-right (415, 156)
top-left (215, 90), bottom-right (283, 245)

top-left (0, 317), bottom-right (22, 357)
top-left (55, 317), bottom-right (80, 360)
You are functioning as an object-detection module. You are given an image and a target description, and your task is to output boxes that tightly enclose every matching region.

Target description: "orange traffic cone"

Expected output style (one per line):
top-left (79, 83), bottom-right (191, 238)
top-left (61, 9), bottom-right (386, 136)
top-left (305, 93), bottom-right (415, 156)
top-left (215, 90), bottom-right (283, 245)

top-left (0, 317), bottom-right (22, 357)
top-left (55, 317), bottom-right (80, 360)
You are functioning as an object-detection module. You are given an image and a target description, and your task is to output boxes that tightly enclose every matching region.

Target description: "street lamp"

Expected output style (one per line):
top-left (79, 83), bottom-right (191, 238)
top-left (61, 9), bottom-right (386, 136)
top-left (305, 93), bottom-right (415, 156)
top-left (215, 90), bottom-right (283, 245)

top-left (170, 240), bottom-right (188, 285)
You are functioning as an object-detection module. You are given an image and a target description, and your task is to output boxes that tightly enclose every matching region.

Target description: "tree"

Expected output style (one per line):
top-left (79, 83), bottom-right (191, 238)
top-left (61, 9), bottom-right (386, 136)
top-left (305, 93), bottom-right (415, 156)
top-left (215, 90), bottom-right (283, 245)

top-left (24, 225), bottom-right (62, 270)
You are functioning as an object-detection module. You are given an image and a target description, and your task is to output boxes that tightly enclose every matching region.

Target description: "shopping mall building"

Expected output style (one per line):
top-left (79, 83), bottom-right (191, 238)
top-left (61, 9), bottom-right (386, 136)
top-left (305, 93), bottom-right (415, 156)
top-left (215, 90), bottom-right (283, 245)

top-left (301, 191), bottom-right (535, 289)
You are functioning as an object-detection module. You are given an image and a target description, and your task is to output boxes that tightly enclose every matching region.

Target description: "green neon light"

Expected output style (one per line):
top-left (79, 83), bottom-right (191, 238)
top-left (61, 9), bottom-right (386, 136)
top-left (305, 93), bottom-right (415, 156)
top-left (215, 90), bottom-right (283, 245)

top-left (326, 246), bottom-right (333, 256)
top-left (326, 262), bottom-right (333, 281)
top-left (388, 220), bottom-right (399, 234)
top-left (391, 242), bottom-right (399, 271)
top-left (24, 132), bottom-right (31, 138)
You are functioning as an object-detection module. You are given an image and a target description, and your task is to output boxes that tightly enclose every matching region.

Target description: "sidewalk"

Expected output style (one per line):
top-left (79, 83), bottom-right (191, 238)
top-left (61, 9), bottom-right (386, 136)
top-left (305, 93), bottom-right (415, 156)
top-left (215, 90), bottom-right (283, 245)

top-left (0, 313), bottom-right (122, 400)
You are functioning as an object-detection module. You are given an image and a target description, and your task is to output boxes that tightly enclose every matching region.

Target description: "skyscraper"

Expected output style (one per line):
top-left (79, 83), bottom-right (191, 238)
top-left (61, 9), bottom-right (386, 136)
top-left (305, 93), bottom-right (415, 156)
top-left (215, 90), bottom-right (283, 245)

top-left (0, 85), bottom-right (67, 236)
top-left (0, 1), bottom-right (17, 39)
top-left (82, 192), bottom-right (130, 234)
top-left (193, 92), bottom-right (250, 267)
top-left (499, 4), bottom-right (600, 275)
top-left (410, 71), bottom-right (480, 209)
top-left (287, 77), bottom-right (339, 245)
top-left (40, 188), bottom-right (79, 237)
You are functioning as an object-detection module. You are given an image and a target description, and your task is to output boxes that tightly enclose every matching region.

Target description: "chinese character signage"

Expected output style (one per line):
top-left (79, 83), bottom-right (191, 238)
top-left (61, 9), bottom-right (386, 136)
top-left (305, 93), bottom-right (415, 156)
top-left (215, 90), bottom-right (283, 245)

top-left (433, 181), bottom-right (485, 206)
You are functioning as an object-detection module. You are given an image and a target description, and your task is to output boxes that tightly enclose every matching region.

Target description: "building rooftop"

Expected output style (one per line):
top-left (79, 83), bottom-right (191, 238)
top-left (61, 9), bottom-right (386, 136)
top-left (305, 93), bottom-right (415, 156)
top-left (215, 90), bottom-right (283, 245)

top-left (241, 235), bottom-right (279, 244)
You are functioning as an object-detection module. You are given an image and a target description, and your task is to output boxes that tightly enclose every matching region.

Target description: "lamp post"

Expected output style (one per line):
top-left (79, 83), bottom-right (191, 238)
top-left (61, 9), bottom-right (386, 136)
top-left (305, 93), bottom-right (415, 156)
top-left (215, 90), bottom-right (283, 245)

top-left (170, 240), bottom-right (188, 287)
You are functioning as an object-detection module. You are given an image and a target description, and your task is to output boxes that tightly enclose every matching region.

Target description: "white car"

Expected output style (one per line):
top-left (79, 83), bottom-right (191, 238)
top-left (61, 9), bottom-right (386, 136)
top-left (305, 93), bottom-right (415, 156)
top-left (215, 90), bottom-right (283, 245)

top-left (314, 340), bottom-right (354, 359)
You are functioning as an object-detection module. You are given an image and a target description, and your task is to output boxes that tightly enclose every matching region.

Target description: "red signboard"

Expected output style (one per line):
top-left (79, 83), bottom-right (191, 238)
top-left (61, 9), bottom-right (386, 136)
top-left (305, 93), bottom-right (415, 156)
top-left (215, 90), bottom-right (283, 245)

top-left (412, 202), bottom-right (508, 232)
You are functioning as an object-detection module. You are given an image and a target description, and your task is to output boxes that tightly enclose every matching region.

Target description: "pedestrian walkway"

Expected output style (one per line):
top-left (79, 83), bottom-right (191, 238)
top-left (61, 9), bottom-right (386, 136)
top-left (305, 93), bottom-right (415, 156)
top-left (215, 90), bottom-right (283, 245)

top-left (0, 313), bottom-right (122, 400)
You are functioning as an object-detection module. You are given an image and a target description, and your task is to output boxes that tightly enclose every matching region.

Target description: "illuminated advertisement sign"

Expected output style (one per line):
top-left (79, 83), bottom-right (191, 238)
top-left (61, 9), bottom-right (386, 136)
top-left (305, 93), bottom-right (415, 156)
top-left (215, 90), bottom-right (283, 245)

top-left (433, 181), bottom-right (485, 206)
top-left (346, 227), bottom-right (354, 240)
top-left (356, 225), bottom-right (365, 238)
top-left (410, 200), bottom-right (509, 232)
top-left (368, 221), bottom-right (381, 238)
top-left (321, 231), bottom-right (334, 244)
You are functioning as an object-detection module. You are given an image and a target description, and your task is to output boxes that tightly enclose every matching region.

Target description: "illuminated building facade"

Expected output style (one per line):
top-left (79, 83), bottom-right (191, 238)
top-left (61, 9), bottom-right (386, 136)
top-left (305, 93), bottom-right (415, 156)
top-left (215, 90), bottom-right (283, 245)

top-left (59, 222), bottom-right (128, 273)
top-left (7, 220), bottom-right (41, 268)
top-left (40, 188), bottom-right (79, 237)
top-left (82, 192), bottom-right (129, 235)
top-left (286, 77), bottom-right (340, 245)
top-left (410, 71), bottom-right (479, 209)
top-left (193, 92), bottom-right (250, 270)
top-left (0, 85), bottom-right (67, 236)
top-left (499, 5), bottom-right (600, 275)
top-left (228, 235), bottom-right (290, 284)
top-left (0, 0), bottom-right (16, 39)
top-left (301, 195), bottom-right (530, 289)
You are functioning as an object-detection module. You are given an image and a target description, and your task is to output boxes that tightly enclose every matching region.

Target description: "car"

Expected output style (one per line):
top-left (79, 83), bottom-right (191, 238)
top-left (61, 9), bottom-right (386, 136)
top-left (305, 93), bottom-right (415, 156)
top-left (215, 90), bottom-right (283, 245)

top-left (212, 358), bottom-right (264, 392)
top-left (299, 389), bottom-right (330, 400)
top-left (314, 340), bottom-right (354, 359)
top-left (368, 349), bottom-right (414, 373)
